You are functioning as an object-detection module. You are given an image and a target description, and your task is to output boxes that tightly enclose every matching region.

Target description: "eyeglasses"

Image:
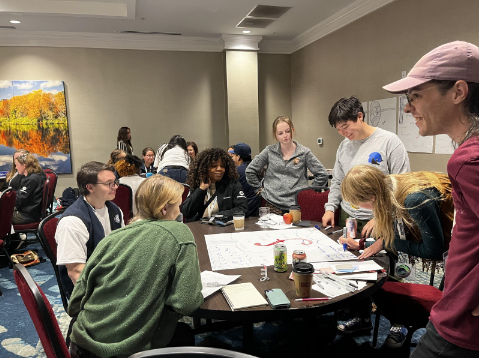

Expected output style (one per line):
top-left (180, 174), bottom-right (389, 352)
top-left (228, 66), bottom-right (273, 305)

top-left (404, 85), bottom-right (441, 107)
top-left (95, 179), bottom-right (119, 189)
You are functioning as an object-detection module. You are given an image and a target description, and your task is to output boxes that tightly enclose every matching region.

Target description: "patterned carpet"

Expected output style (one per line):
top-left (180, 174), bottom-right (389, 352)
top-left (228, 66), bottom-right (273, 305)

top-left (0, 241), bottom-right (443, 358)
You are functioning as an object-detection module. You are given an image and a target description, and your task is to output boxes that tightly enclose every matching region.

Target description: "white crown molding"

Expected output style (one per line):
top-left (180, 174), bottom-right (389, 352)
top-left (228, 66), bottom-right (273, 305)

top-left (0, 30), bottom-right (224, 52)
top-left (0, 0), bottom-right (395, 53)
top-left (289, 0), bottom-right (396, 53)
top-left (222, 34), bottom-right (262, 51)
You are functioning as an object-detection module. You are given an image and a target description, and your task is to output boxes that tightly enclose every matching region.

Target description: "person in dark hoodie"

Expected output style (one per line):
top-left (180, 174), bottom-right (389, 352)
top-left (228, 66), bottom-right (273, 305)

top-left (231, 143), bottom-right (259, 217)
top-left (12, 153), bottom-right (46, 224)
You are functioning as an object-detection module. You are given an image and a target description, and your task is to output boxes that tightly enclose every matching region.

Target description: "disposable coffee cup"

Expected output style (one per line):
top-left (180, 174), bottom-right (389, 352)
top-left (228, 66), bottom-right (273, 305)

top-left (293, 262), bottom-right (314, 298)
top-left (233, 214), bottom-right (245, 231)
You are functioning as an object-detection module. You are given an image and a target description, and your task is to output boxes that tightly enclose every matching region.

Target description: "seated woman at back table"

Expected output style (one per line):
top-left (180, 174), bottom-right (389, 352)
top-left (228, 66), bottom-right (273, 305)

top-left (116, 155), bottom-right (145, 216)
top-left (12, 153), bottom-right (46, 225)
top-left (140, 147), bottom-right (157, 175)
top-left (156, 135), bottom-right (191, 184)
top-left (182, 147), bottom-right (248, 221)
top-left (186, 141), bottom-right (198, 161)
top-left (337, 165), bottom-right (453, 348)
top-left (246, 116), bottom-right (329, 215)
top-left (5, 149), bottom-right (29, 190)
top-left (68, 175), bottom-right (203, 358)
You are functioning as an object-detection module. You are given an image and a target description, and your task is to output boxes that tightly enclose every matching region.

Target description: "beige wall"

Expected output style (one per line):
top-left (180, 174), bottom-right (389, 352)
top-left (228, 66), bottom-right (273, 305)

top-left (291, 0), bottom-right (479, 172)
top-left (0, 47), bottom-right (226, 195)
top-left (258, 54), bottom-right (292, 152)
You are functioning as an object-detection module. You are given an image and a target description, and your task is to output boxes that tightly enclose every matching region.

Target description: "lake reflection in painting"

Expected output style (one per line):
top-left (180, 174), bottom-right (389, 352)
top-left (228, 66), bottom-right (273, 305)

top-left (0, 81), bottom-right (72, 174)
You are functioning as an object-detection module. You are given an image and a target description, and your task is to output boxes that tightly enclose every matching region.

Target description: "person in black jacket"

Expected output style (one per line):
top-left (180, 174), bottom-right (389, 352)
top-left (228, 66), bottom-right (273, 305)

top-left (182, 147), bottom-right (248, 221)
top-left (12, 153), bottom-right (46, 224)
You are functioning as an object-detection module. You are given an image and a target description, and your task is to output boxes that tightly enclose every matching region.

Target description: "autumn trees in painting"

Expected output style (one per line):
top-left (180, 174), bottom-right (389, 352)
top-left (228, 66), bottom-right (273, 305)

top-left (0, 81), bottom-right (72, 173)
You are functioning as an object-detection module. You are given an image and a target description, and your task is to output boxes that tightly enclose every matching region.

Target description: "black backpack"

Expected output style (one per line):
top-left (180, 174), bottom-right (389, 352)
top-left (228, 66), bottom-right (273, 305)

top-left (59, 187), bottom-right (80, 208)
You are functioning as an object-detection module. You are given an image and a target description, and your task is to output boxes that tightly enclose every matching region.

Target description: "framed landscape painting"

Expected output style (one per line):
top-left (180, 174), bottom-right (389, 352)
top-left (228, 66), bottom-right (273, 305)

top-left (0, 80), bottom-right (72, 174)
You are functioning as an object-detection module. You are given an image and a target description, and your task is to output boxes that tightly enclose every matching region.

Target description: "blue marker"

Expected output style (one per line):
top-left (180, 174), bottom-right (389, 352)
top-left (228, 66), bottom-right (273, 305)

top-left (342, 227), bottom-right (348, 251)
top-left (314, 224), bottom-right (321, 231)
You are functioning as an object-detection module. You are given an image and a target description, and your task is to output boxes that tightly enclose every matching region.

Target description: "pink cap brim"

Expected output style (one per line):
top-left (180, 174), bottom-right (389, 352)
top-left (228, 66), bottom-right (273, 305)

top-left (382, 76), bottom-right (431, 94)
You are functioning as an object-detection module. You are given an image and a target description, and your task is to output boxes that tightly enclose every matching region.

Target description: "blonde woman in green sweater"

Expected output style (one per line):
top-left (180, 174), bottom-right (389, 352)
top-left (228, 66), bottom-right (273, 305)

top-left (68, 175), bottom-right (203, 358)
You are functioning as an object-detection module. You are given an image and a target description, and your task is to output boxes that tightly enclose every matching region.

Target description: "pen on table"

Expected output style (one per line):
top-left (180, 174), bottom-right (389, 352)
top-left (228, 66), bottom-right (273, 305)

top-left (342, 227), bottom-right (348, 252)
top-left (295, 298), bottom-right (331, 301)
top-left (324, 226), bottom-right (332, 231)
top-left (314, 224), bottom-right (321, 231)
top-left (328, 229), bottom-right (343, 235)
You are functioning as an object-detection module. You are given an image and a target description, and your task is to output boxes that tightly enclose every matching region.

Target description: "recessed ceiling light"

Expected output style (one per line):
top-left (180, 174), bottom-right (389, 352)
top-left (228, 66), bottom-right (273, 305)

top-left (10, 20), bottom-right (21, 24)
top-left (242, 30), bottom-right (251, 34)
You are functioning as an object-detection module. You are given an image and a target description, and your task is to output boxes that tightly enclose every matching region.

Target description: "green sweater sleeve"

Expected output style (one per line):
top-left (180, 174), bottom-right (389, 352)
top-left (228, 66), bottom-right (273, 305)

top-left (393, 189), bottom-right (446, 260)
top-left (165, 242), bottom-right (204, 315)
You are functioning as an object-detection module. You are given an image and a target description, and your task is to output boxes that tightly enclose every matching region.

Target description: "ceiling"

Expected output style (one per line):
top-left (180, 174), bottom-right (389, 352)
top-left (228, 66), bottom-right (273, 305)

top-left (0, 0), bottom-right (394, 53)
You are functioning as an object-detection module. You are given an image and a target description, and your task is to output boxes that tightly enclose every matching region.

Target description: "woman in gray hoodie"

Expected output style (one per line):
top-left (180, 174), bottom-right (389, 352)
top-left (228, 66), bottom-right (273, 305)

top-left (246, 116), bottom-right (328, 214)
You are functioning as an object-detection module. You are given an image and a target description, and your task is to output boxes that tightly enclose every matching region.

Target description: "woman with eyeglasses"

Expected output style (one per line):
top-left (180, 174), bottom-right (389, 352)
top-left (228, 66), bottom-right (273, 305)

top-left (141, 147), bottom-right (157, 174)
top-left (116, 155), bottom-right (145, 215)
top-left (12, 153), bottom-right (46, 224)
top-left (68, 175), bottom-right (203, 358)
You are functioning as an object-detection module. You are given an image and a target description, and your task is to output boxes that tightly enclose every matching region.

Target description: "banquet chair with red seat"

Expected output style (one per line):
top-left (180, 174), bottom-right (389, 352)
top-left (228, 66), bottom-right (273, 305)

top-left (111, 183), bottom-right (133, 224)
top-left (13, 263), bottom-right (71, 358)
top-left (295, 186), bottom-right (339, 223)
top-left (0, 188), bottom-right (17, 272)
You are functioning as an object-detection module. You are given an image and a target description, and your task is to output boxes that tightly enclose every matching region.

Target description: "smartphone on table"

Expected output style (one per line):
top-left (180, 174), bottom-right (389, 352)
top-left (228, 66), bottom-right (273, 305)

top-left (265, 288), bottom-right (291, 309)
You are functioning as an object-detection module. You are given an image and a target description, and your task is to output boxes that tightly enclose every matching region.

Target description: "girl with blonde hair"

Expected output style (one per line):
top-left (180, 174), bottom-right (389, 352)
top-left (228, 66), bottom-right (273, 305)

top-left (337, 165), bottom-right (453, 345)
top-left (340, 165), bottom-right (453, 259)
top-left (68, 175), bottom-right (203, 357)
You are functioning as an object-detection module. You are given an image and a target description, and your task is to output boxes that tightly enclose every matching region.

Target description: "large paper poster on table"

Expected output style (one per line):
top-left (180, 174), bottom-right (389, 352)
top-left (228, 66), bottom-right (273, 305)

top-left (0, 81), bottom-right (72, 173)
top-left (205, 228), bottom-right (357, 271)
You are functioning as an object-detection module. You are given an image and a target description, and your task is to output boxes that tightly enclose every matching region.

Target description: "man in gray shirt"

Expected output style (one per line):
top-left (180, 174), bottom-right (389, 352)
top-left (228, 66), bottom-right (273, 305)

top-left (322, 96), bottom-right (410, 238)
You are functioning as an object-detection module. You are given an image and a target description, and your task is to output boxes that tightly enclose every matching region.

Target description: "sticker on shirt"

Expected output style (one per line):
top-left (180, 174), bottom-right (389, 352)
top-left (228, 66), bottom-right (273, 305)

top-left (238, 191), bottom-right (246, 198)
top-left (368, 152), bottom-right (383, 166)
top-left (114, 214), bottom-right (120, 224)
top-left (20, 186), bottom-right (27, 193)
top-left (293, 158), bottom-right (300, 165)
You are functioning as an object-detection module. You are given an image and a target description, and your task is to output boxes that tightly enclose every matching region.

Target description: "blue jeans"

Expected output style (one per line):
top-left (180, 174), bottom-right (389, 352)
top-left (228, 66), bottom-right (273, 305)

top-left (160, 167), bottom-right (188, 184)
top-left (411, 321), bottom-right (479, 358)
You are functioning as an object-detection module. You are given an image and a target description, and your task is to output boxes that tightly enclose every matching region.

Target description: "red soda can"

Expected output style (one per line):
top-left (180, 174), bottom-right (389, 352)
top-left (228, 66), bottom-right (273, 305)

top-left (292, 250), bottom-right (307, 265)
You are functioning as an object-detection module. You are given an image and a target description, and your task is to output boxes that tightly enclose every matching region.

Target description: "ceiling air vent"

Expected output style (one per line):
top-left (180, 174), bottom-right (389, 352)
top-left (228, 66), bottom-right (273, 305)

top-left (236, 18), bottom-right (275, 29)
top-left (247, 5), bottom-right (291, 19)
top-left (0, 26), bottom-right (16, 29)
top-left (120, 31), bottom-right (181, 36)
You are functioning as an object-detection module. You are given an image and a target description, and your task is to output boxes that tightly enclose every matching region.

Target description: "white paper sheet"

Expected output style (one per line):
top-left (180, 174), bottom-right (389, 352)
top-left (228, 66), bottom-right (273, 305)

top-left (335, 272), bottom-right (378, 281)
top-left (201, 271), bottom-right (241, 298)
top-left (435, 134), bottom-right (455, 154)
top-left (205, 228), bottom-right (358, 271)
top-left (368, 97), bottom-right (397, 133)
top-left (312, 260), bottom-right (383, 273)
top-left (397, 95), bottom-right (433, 153)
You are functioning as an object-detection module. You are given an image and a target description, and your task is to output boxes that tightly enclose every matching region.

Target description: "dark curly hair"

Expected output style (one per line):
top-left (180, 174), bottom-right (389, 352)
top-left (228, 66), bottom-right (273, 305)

top-left (187, 147), bottom-right (238, 190)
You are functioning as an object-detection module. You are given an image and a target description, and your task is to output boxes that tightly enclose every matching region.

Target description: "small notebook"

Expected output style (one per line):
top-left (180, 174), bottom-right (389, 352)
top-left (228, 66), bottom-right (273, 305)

top-left (221, 282), bottom-right (268, 311)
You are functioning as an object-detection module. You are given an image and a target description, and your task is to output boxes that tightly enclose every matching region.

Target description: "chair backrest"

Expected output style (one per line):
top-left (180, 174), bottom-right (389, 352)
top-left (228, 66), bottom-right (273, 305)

top-left (13, 263), bottom-right (70, 358)
top-left (40, 177), bottom-right (50, 220)
top-left (38, 210), bottom-right (69, 311)
top-left (0, 188), bottom-right (17, 241)
top-left (182, 184), bottom-right (190, 204)
top-left (43, 170), bottom-right (58, 214)
top-left (295, 186), bottom-right (336, 222)
top-left (111, 183), bottom-right (133, 224)
top-left (128, 347), bottom-right (258, 358)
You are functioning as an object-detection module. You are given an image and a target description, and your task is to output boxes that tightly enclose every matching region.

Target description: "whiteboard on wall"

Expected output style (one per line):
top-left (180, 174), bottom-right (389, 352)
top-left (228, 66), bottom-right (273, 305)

top-left (368, 97), bottom-right (397, 133)
top-left (435, 134), bottom-right (455, 154)
top-left (397, 96), bottom-right (433, 153)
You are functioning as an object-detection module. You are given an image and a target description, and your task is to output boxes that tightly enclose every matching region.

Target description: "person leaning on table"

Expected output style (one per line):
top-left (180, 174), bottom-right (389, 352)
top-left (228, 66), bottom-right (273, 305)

top-left (68, 175), bottom-right (203, 358)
